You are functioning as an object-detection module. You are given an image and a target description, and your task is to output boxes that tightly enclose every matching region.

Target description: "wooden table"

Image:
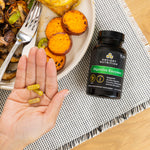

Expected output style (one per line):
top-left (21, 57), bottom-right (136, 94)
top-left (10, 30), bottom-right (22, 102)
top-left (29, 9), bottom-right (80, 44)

top-left (73, 0), bottom-right (150, 149)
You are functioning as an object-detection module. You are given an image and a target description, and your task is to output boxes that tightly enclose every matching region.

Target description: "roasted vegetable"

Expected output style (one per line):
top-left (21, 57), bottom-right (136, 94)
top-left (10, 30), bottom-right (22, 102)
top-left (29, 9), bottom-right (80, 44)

top-left (45, 47), bottom-right (66, 71)
top-left (11, 27), bottom-right (18, 34)
top-left (62, 10), bottom-right (88, 35)
top-left (0, 42), bottom-right (14, 54)
top-left (0, 0), bottom-right (4, 23)
top-left (37, 0), bottom-right (79, 16)
top-left (5, 1), bottom-right (28, 28)
top-left (48, 32), bottom-right (72, 55)
top-left (1, 54), bottom-right (7, 59)
top-left (4, 0), bottom-right (16, 5)
top-left (0, 41), bottom-right (14, 54)
top-left (5, 3), bottom-right (22, 27)
top-left (45, 17), bottom-right (65, 40)
top-left (72, 0), bottom-right (81, 9)
top-left (27, 0), bottom-right (34, 9)
top-left (1, 54), bottom-right (20, 63)
top-left (0, 58), bottom-right (3, 65)
top-left (8, 10), bottom-right (21, 24)
top-left (0, 59), bottom-right (17, 80)
top-left (5, 62), bottom-right (17, 74)
top-left (2, 70), bottom-right (16, 80)
top-left (0, 0), bottom-right (28, 81)
top-left (0, 0), bottom-right (5, 10)
top-left (4, 30), bottom-right (15, 43)
top-left (10, 55), bottom-right (20, 62)
top-left (0, 37), bottom-right (9, 46)
top-left (17, 1), bottom-right (28, 21)
top-left (0, 8), bottom-right (4, 23)
top-left (38, 38), bottom-right (48, 49)
top-left (0, 43), bottom-right (21, 57)
top-left (2, 24), bottom-right (11, 34)
top-left (7, 44), bottom-right (23, 56)
top-left (0, 46), bottom-right (8, 54)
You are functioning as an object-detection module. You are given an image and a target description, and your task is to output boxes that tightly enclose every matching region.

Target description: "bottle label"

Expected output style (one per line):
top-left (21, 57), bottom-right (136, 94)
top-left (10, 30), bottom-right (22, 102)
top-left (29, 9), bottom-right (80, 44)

top-left (87, 49), bottom-right (126, 92)
top-left (91, 65), bottom-right (124, 77)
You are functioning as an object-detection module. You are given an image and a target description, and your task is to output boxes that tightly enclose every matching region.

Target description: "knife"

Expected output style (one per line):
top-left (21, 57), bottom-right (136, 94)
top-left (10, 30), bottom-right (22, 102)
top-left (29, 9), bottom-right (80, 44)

top-left (22, 32), bottom-right (37, 57)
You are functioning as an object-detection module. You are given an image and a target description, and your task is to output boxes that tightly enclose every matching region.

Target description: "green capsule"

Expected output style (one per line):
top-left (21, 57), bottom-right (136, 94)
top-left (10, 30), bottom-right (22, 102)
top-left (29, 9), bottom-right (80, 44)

top-left (33, 89), bottom-right (43, 96)
top-left (27, 84), bottom-right (40, 90)
top-left (28, 98), bottom-right (40, 104)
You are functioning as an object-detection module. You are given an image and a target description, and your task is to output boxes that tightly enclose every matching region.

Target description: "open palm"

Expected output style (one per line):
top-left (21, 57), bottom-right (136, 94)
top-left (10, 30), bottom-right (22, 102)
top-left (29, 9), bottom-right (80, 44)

top-left (0, 47), bottom-right (68, 149)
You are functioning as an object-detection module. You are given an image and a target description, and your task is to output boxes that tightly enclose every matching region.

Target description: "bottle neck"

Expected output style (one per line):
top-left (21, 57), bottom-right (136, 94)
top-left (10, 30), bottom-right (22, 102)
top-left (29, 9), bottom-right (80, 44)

top-left (98, 38), bottom-right (122, 47)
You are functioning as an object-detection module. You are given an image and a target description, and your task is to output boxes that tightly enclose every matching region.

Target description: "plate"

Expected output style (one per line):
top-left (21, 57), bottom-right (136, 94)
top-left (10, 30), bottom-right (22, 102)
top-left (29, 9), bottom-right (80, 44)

top-left (0, 0), bottom-right (95, 90)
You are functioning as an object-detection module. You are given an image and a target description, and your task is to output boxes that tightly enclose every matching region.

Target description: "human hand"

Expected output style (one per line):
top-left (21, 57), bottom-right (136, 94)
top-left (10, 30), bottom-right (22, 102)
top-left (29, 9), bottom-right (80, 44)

top-left (0, 47), bottom-right (69, 150)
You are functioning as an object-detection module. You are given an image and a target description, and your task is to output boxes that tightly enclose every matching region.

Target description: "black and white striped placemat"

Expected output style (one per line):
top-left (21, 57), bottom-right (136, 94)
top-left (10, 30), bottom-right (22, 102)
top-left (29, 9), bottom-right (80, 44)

top-left (0, 0), bottom-right (150, 149)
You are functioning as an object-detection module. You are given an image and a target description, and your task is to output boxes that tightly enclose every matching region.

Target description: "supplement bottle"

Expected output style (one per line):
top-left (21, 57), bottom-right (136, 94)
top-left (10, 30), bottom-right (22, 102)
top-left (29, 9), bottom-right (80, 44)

top-left (86, 31), bottom-right (126, 99)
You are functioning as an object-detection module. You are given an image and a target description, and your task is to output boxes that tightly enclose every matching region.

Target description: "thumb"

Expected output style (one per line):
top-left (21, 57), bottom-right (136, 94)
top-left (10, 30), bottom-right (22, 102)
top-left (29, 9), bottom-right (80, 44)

top-left (44, 89), bottom-right (69, 127)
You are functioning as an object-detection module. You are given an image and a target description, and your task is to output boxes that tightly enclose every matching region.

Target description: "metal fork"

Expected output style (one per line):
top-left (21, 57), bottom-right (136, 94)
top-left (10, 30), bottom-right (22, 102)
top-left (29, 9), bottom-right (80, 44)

top-left (0, 0), bottom-right (42, 82)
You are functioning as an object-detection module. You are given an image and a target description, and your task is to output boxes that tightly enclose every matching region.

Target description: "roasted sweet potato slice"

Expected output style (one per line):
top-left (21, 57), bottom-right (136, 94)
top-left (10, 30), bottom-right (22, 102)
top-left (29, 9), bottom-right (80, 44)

top-left (62, 10), bottom-right (88, 35)
top-left (45, 17), bottom-right (65, 40)
top-left (45, 47), bottom-right (66, 71)
top-left (48, 32), bottom-right (72, 55)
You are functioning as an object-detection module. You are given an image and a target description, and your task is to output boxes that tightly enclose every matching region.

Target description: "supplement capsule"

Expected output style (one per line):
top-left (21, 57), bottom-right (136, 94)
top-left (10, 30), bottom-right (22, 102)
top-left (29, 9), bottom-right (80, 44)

top-left (33, 89), bottom-right (43, 96)
top-left (28, 98), bottom-right (40, 104)
top-left (27, 84), bottom-right (40, 90)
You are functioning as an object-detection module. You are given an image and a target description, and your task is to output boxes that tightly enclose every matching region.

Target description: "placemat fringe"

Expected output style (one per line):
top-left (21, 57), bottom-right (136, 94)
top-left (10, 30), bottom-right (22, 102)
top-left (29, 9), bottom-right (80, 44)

top-left (57, 99), bottom-right (150, 150)
top-left (118, 0), bottom-right (150, 57)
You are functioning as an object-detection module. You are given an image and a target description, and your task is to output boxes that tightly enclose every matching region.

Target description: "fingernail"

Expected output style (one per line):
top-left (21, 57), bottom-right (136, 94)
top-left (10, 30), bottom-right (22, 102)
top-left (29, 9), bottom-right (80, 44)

top-left (64, 90), bottom-right (70, 97)
top-left (49, 58), bottom-right (54, 63)
top-left (33, 46), bottom-right (38, 49)
top-left (39, 48), bottom-right (44, 52)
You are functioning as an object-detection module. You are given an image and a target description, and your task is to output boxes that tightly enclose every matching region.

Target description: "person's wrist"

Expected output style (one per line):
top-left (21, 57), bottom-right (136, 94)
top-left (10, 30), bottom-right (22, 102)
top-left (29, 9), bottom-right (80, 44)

top-left (0, 136), bottom-right (25, 150)
top-left (0, 119), bottom-right (25, 150)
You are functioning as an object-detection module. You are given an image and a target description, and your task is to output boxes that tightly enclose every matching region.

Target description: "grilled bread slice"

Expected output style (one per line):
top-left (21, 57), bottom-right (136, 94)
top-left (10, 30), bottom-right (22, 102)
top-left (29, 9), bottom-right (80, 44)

top-left (37, 0), bottom-right (79, 16)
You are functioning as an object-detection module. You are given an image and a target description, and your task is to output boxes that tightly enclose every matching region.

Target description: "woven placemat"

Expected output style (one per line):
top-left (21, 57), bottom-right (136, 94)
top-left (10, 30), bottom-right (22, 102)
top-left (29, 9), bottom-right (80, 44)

top-left (0, 0), bottom-right (150, 150)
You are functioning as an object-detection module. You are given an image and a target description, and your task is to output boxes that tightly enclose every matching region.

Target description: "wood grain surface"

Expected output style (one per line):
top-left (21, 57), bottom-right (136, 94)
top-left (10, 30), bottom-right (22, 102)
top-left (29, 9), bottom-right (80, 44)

top-left (73, 0), bottom-right (150, 149)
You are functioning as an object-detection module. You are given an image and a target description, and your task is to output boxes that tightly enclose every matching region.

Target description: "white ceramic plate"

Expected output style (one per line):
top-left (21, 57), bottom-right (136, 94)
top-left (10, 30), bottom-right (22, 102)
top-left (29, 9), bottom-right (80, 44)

top-left (0, 0), bottom-right (95, 90)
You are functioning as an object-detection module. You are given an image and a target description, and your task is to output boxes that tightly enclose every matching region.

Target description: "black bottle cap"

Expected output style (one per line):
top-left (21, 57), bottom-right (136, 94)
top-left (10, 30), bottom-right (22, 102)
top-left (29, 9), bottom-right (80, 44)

top-left (98, 31), bottom-right (125, 42)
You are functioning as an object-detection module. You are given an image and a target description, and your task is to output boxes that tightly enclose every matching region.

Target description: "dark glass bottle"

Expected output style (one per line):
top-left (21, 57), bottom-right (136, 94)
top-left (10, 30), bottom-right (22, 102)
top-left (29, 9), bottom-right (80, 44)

top-left (86, 31), bottom-right (127, 99)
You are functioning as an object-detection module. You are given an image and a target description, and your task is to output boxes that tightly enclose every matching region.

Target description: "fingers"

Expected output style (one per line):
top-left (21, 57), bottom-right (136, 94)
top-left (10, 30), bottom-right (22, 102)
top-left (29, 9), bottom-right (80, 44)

top-left (26, 47), bottom-right (38, 86)
top-left (44, 89), bottom-right (69, 125)
top-left (14, 55), bottom-right (27, 89)
top-left (36, 49), bottom-right (47, 91)
top-left (46, 59), bottom-right (58, 99)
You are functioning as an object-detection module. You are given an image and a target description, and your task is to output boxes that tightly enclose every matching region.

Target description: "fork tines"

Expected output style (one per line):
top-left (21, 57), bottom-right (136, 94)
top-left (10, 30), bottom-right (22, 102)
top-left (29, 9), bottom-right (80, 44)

top-left (21, 1), bottom-right (42, 32)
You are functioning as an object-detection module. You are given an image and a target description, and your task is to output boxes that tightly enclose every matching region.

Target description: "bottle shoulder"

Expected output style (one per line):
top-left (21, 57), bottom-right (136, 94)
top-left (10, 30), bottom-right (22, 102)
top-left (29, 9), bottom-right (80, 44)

top-left (94, 44), bottom-right (126, 55)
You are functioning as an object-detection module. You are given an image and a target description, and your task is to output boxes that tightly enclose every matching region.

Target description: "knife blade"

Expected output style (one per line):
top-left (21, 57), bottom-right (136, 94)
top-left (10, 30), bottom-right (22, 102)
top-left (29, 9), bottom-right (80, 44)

top-left (22, 32), bottom-right (37, 57)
